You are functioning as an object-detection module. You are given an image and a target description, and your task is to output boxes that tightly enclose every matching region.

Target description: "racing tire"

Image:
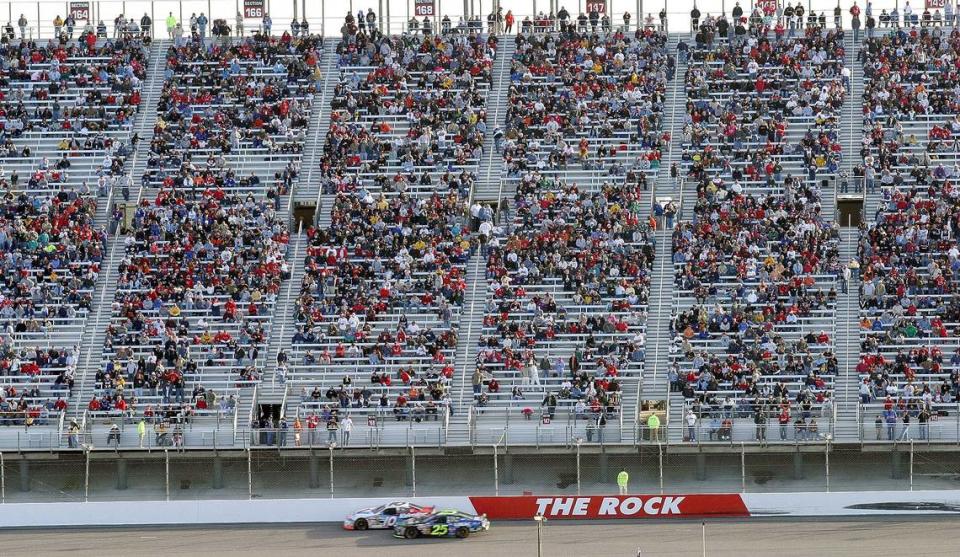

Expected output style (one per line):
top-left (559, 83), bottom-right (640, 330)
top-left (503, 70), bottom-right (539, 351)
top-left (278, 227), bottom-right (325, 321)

top-left (403, 526), bottom-right (419, 539)
top-left (455, 527), bottom-right (470, 539)
top-left (353, 519), bottom-right (368, 531)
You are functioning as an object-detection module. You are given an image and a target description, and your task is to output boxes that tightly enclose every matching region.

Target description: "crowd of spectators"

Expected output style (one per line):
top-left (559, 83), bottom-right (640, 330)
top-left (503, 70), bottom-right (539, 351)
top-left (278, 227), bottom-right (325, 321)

top-left (672, 30), bottom-right (846, 440)
top-left (857, 26), bottom-right (960, 439)
top-left (503, 28), bottom-right (672, 182)
top-left (475, 172), bottom-right (652, 422)
top-left (288, 19), bottom-right (493, 428)
top-left (101, 35), bottom-right (322, 399)
top-left (324, 20), bottom-right (495, 198)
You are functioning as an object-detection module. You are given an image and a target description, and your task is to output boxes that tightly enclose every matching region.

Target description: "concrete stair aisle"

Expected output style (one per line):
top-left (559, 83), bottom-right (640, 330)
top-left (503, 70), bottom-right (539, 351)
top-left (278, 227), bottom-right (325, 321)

top-left (833, 227), bottom-right (862, 441)
top-left (128, 39), bottom-right (168, 208)
top-left (641, 228), bottom-right (676, 440)
top-left (71, 39), bottom-right (168, 421)
top-left (300, 48), bottom-right (340, 228)
top-left (842, 33), bottom-right (867, 227)
top-left (475, 35), bottom-right (515, 202)
top-left (643, 35), bottom-right (685, 222)
top-left (258, 233), bottom-right (308, 404)
top-left (447, 254), bottom-right (487, 447)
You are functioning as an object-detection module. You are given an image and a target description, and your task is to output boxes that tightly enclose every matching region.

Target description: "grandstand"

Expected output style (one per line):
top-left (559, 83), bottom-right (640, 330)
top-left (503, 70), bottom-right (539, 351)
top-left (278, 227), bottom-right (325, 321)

top-left (0, 7), bottom-right (957, 459)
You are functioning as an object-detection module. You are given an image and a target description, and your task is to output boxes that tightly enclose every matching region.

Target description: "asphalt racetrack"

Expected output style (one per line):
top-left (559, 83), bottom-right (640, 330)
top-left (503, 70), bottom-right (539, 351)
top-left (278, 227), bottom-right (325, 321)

top-left (4, 517), bottom-right (960, 556)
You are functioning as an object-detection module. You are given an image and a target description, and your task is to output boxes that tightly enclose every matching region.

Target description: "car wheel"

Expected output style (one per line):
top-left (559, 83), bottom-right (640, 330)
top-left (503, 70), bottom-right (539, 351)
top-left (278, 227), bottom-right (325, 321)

top-left (354, 518), bottom-right (368, 531)
top-left (404, 526), bottom-right (419, 539)
top-left (455, 527), bottom-right (470, 539)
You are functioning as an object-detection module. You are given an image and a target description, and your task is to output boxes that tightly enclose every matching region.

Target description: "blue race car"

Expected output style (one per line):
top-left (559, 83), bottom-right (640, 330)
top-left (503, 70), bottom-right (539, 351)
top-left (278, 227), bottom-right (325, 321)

top-left (393, 509), bottom-right (490, 539)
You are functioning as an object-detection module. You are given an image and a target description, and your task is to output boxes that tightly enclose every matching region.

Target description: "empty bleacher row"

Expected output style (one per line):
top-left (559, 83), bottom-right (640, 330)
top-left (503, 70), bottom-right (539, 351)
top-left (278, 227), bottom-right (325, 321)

top-left (669, 27), bottom-right (846, 443)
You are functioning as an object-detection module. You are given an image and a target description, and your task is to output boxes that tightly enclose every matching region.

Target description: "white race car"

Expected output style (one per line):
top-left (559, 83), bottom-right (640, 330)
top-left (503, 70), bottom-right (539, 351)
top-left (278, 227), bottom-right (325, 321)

top-left (343, 501), bottom-right (435, 531)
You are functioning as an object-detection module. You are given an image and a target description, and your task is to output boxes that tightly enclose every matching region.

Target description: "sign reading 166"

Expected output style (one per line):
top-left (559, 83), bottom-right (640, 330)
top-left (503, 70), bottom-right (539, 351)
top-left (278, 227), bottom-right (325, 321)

top-left (243, 0), bottom-right (265, 19)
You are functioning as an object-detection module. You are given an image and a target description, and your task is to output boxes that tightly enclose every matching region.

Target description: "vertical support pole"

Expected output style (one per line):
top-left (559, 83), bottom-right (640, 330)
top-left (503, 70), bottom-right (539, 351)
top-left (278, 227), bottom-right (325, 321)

top-left (740, 442), bottom-right (746, 492)
top-left (658, 443), bottom-right (664, 494)
top-left (493, 444), bottom-right (499, 496)
top-left (116, 458), bottom-right (128, 491)
top-left (212, 456), bottom-right (223, 489)
top-left (164, 449), bottom-right (170, 502)
top-left (410, 446), bottom-right (417, 497)
top-left (18, 460), bottom-right (28, 492)
top-left (825, 443), bottom-right (830, 492)
top-left (329, 445), bottom-right (335, 498)
top-left (696, 451), bottom-right (706, 481)
top-left (247, 448), bottom-right (253, 499)
top-left (910, 440), bottom-right (914, 491)
top-left (0, 451), bottom-right (5, 503)
top-left (309, 453), bottom-right (320, 489)
top-left (576, 442), bottom-right (581, 496)
top-left (794, 450), bottom-right (804, 480)
top-left (84, 449), bottom-right (90, 502)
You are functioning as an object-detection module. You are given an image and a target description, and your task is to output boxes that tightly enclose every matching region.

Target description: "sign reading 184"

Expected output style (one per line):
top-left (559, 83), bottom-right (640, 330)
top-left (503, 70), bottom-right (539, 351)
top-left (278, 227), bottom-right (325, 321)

top-left (243, 0), bottom-right (265, 19)
top-left (414, 0), bottom-right (436, 17)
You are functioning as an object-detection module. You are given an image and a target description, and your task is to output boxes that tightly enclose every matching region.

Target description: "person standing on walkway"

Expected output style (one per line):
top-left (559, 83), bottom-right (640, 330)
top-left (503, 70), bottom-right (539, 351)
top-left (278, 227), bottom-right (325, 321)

top-left (685, 408), bottom-right (697, 442)
top-left (137, 418), bottom-right (146, 448)
top-left (617, 469), bottom-right (629, 495)
top-left (647, 413), bottom-right (661, 442)
top-left (341, 415), bottom-right (353, 446)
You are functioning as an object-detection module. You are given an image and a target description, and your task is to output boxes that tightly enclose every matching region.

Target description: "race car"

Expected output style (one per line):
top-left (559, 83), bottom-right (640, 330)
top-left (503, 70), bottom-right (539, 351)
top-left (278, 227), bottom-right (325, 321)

top-left (393, 509), bottom-right (490, 539)
top-left (343, 501), bottom-right (434, 531)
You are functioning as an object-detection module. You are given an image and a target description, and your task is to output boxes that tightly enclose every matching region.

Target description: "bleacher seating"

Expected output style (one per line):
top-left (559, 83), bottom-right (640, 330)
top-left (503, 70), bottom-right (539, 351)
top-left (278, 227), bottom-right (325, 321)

top-left (0, 35), bottom-right (148, 431)
top-left (856, 27), bottom-right (960, 442)
top-left (670, 29), bottom-right (846, 441)
top-left (286, 25), bottom-right (492, 432)
top-left (503, 27), bottom-right (673, 190)
top-left (100, 35), bottom-right (322, 402)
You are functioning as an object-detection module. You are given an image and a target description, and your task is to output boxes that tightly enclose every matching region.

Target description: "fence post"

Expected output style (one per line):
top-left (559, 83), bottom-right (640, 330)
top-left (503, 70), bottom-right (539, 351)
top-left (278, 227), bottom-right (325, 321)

top-left (410, 446), bottom-right (417, 498)
top-left (909, 440), bottom-right (914, 491)
top-left (84, 448), bottom-right (91, 502)
top-left (247, 448), bottom-right (253, 499)
top-left (658, 442), bottom-right (664, 495)
top-left (825, 441), bottom-right (830, 492)
top-left (575, 439), bottom-right (582, 496)
top-left (0, 451), bottom-right (4, 503)
top-left (740, 442), bottom-right (746, 493)
top-left (329, 444), bottom-right (335, 498)
top-left (493, 444), bottom-right (499, 496)
top-left (164, 449), bottom-right (170, 502)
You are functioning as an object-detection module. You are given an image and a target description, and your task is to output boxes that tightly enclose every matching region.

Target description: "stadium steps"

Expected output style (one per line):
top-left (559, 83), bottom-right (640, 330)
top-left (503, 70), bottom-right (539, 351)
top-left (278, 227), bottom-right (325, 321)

top-left (475, 35), bottom-right (515, 202)
top-left (833, 227), bottom-right (861, 442)
top-left (639, 38), bottom-right (686, 441)
top-left (301, 47), bottom-right (340, 228)
top-left (651, 36), bottom-right (685, 222)
top-left (447, 254), bottom-right (487, 447)
top-left (841, 33), bottom-right (866, 226)
top-left (259, 232), bottom-right (308, 404)
top-left (642, 228), bottom-right (674, 433)
top-left (70, 39), bottom-right (168, 420)
top-left (127, 39), bottom-right (168, 208)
